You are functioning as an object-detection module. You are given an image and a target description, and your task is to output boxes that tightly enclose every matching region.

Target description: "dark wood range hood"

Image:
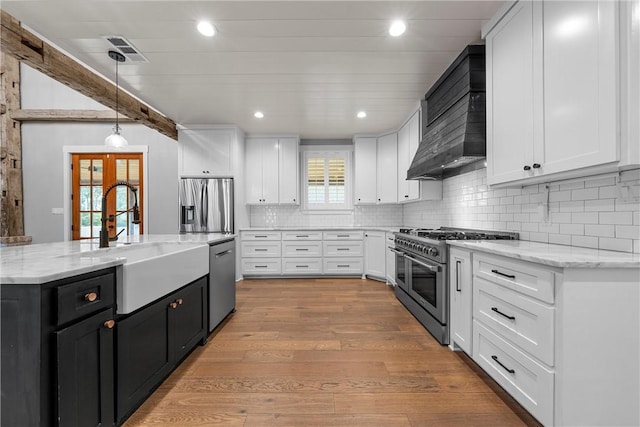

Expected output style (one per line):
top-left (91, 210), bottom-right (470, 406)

top-left (407, 45), bottom-right (486, 180)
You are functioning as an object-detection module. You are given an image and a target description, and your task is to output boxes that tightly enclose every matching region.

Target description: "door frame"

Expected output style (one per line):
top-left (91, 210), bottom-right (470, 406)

top-left (62, 146), bottom-right (149, 242)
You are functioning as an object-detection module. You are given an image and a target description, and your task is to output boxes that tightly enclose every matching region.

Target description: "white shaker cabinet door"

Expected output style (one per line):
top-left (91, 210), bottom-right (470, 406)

top-left (540, 0), bottom-right (618, 175)
top-left (278, 137), bottom-right (299, 205)
top-left (485, 0), bottom-right (537, 185)
top-left (376, 133), bottom-right (398, 204)
top-left (354, 137), bottom-right (377, 204)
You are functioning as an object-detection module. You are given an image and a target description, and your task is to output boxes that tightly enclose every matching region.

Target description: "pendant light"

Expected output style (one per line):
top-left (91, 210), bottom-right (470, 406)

top-left (104, 50), bottom-right (128, 148)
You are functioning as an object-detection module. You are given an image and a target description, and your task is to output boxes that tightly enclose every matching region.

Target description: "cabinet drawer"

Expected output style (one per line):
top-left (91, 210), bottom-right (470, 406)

top-left (240, 241), bottom-right (281, 257)
top-left (282, 231), bottom-right (323, 241)
top-left (474, 253), bottom-right (555, 304)
top-left (242, 258), bottom-right (281, 275)
top-left (475, 277), bottom-right (555, 366)
top-left (282, 241), bottom-right (322, 257)
top-left (240, 231), bottom-right (281, 241)
top-left (322, 231), bottom-right (364, 240)
top-left (282, 258), bottom-right (323, 275)
top-left (57, 272), bottom-right (116, 325)
top-left (323, 241), bottom-right (364, 257)
top-left (323, 258), bottom-right (363, 275)
top-left (473, 320), bottom-right (554, 427)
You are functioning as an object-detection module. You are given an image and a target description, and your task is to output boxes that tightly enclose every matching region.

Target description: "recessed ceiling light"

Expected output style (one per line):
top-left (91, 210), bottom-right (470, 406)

top-left (197, 21), bottom-right (215, 37)
top-left (389, 20), bottom-right (406, 37)
top-left (254, 111), bottom-right (264, 119)
top-left (357, 111), bottom-right (367, 119)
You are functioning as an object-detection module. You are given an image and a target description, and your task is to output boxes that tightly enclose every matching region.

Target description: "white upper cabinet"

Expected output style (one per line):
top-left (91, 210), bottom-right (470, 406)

top-left (485, 0), bottom-right (621, 186)
top-left (245, 136), bottom-right (299, 205)
top-left (354, 137), bottom-right (378, 204)
top-left (397, 111), bottom-right (420, 202)
top-left (376, 133), bottom-right (398, 204)
top-left (178, 127), bottom-right (235, 176)
top-left (278, 137), bottom-right (299, 205)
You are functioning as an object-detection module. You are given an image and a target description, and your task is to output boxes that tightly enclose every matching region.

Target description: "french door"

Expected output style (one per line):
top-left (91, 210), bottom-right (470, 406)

top-left (71, 153), bottom-right (144, 241)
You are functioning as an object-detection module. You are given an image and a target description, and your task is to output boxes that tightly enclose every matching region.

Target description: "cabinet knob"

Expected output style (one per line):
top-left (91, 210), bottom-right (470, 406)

top-left (532, 163), bottom-right (541, 169)
top-left (176, 298), bottom-right (183, 305)
top-left (103, 320), bottom-right (115, 329)
top-left (169, 302), bottom-right (178, 309)
top-left (84, 292), bottom-right (98, 302)
top-left (523, 165), bottom-right (531, 171)
top-left (404, 195), bottom-right (409, 198)
top-left (378, 198), bottom-right (381, 202)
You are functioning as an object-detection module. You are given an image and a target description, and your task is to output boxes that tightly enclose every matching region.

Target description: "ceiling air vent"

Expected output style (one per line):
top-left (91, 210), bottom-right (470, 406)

top-left (104, 35), bottom-right (149, 62)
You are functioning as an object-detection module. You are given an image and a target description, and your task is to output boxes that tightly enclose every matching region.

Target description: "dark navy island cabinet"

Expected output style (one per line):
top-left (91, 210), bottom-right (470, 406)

top-left (1, 268), bottom-right (117, 427)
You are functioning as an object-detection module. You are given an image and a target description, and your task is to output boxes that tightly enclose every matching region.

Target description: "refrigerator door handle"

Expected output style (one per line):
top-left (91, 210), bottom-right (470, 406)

top-left (201, 183), bottom-right (209, 228)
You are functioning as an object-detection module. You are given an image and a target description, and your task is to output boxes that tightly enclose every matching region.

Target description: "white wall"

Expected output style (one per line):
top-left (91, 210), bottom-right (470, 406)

top-left (403, 167), bottom-right (640, 253)
top-left (20, 64), bottom-right (179, 243)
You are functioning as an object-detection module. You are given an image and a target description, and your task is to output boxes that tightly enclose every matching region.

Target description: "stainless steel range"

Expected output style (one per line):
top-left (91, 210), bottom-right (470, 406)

top-left (392, 227), bottom-right (519, 345)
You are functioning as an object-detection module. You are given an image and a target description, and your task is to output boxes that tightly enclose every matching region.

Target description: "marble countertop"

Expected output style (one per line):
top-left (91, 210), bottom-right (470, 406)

top-left (447, 240), bottom-right (640, 269)
top-left (0, 233), bottom-right (236, 285)
top-left (240, 226), bottom-right (401, 233)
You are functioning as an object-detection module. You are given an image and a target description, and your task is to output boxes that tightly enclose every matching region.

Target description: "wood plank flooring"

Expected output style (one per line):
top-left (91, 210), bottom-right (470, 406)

top-left (123, 278), bottom-right (536, 427)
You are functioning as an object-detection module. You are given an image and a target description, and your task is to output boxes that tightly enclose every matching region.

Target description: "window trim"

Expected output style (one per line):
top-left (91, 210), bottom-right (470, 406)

top-left (300, 145), bottom-right (353, 212)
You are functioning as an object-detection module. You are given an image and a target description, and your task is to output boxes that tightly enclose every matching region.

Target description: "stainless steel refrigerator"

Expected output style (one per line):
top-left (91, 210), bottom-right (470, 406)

top-left (179, 177), bottom-right (234, 233)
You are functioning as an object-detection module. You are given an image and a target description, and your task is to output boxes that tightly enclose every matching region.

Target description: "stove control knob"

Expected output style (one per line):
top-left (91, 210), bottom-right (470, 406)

top-left (428, 247), bottom-right (439, 257)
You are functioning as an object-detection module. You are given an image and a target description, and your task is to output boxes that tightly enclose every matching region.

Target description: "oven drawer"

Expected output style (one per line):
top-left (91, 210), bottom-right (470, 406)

top-left (282, 258), bottom-right (323, 275)
top-left (323, 258), bottom-right (363, 275)
top-left (242, 258), bottom-right (281, 275)
top-left (322, 231), bottom-right (364, 240)
top-left (282, 231), bottom-right (323, 241)
top-left (473, 320), bottom-right (554, 427)
top-left (241, 231), bottom-right (281, 241)
top-left (282, 241), bottom-right (322, 257)
top-left (241, 241), bottom-right (281, 257)
top-left (323, 241), bottom-right (363, 257)
top-left (474, 253), bottom-right (555, 304)
top-left (475, 277), bottom-right (555, 366)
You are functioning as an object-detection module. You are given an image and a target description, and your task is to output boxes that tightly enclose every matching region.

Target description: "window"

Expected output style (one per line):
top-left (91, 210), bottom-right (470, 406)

top-left (302, 150), bottom-right (351, 211)
top-left (71, 153), bottom-right (143, 240)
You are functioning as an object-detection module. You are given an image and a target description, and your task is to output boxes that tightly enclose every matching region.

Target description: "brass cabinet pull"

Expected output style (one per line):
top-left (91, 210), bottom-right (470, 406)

top-left (85, 292), bottom-right (98, 302)
top-left (104, 320), bottom-right (116, 329)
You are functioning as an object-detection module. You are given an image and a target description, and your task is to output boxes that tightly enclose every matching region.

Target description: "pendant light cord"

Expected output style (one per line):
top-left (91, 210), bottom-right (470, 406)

top-left (115, 55), bottom-right (119, 132)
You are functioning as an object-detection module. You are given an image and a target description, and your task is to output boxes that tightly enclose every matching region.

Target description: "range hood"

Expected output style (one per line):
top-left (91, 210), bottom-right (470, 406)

top-left (407, 45), bottom-right (486, 180)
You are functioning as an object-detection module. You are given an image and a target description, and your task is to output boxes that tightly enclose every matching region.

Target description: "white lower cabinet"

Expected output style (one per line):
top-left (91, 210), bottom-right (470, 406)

top-left (364, 231), bottom-right (386, 280)
top-left (385, 232), bottom-right (395, 285)
top-left (473, 320), bottom-right (554, 426)
top-left (241, 229), bottom-right (365, 277)
top-left (449, 247), bottom-right (472, 355)
top-left (458, 247), bottom-right (640, 426)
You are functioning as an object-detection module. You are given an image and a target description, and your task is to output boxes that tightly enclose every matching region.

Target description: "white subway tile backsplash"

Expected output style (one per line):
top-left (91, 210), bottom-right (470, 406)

top-left (599, 237), bottom-right (634, 252)
top-left (571, 235), bottom-right (599, 249)
top-left (615, 225), bottom-right (640, 239)
top-left (571, 187), bottom-right (599, 201)
top-left (401, 168), bottom-right (639, 253)
top-left (585, 199), bottom-right (615, 212)
top-left (571, 212), bottom-right (598, 224)
top-left (585, 224), bottom-right (615, 237)
top-left (560, 223), bottom-right (585, 235)
top-left (599, 212), bottom-right (634, 225)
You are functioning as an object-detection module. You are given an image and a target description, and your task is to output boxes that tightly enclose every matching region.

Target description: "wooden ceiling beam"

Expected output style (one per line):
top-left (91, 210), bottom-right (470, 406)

top-left (0, 10), bottom-right (178, 140)
top-left (11, 109), bottom-right (134, 123)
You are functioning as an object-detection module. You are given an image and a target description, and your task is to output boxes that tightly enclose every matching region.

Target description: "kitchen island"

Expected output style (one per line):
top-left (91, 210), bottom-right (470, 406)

top-left (447, 240), bottom-right (640, 426)
top-left (0, 233), bottom-right (236, 427)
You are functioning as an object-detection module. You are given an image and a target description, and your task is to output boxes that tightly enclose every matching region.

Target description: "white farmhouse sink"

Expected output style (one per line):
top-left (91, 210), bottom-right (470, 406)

top-left (109, 242), bottom-right (209, 314)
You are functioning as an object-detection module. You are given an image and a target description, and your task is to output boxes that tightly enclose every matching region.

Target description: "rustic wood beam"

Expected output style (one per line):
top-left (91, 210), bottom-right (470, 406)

top-left (0, 51), bottom-right (28, 241)
top-left (11, 109), bottom-right (135, 123)
top-left (0, 10), bottom-right (177, 140)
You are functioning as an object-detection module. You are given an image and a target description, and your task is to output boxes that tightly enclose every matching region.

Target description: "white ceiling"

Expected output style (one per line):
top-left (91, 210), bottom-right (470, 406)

top-left (2, 1), bottom-right (504, 138)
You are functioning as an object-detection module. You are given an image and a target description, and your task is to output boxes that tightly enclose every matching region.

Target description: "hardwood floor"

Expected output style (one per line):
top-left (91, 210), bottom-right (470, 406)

top-left (124, 278), bottom-right (536, 426)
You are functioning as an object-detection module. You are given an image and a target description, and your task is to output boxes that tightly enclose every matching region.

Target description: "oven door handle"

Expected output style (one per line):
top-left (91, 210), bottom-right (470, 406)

top-left (389, 248), bottom-right (404, 255)
top-left (404, 255), bottom-right (440, 273)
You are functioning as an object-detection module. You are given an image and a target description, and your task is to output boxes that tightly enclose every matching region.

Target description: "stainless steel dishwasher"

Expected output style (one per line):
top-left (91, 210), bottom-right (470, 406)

top-left (209, 238), bottom-right (236, 332)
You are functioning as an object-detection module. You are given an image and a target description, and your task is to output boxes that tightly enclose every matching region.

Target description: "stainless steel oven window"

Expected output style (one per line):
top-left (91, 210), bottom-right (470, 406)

top-left (392, 248), bottom-right (407, 291)
top-left (405, 254), bottom-right (446, 323)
